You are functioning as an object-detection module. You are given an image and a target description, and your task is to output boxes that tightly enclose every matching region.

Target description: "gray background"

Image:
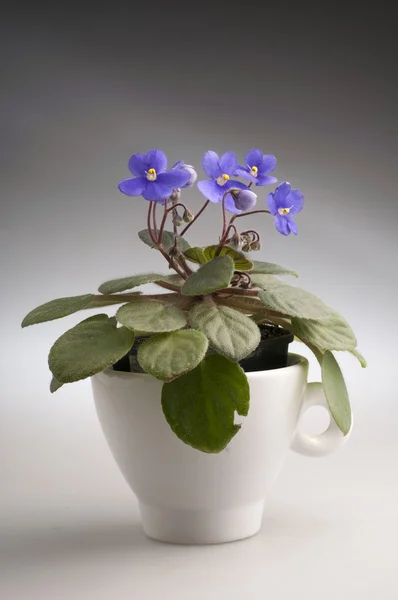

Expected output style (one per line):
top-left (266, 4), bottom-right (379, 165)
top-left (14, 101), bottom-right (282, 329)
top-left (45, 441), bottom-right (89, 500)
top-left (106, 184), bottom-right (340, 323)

top-left (1, 4), bottom-right (397, 599)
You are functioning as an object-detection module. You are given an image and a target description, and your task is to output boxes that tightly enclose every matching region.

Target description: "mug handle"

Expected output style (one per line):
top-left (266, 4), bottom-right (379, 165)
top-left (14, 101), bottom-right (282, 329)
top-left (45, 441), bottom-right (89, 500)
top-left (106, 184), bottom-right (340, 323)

top-left (291, 382), bottom-right (352, 457)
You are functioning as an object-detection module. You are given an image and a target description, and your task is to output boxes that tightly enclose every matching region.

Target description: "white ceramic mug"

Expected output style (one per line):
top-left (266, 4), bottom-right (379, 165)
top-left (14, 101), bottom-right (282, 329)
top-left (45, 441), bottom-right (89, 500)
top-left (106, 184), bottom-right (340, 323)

top-left (91, 354), bottom-right (351, 544)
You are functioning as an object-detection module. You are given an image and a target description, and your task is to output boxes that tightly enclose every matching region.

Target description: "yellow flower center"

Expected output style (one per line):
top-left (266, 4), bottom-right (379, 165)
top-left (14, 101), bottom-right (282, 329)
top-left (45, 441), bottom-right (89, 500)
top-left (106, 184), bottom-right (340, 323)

top-left (147, 168), bottom-right (157, 181)
top-left (249, 165), bottom-right (258, 177)
top-left (216, 173), bottom-right (230, 186)
top-left (278, 207), bottom-right (291, 215)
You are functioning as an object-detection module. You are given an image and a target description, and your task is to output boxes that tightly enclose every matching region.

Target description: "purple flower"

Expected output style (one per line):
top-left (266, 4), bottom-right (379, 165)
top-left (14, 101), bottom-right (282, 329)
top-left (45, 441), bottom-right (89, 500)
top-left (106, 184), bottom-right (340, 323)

top-left (172, 161), bottom-right (198, 188)
top-left (267, 182), bottom-right (304, 236)
top-left (118, 149), bottom-right (190, 203)
top-left (231, 189), bottom-right (257, 211)
top-left (234, 148), bottom-right (277, 186)
top-left (197, 151), bottom-right (248, 214)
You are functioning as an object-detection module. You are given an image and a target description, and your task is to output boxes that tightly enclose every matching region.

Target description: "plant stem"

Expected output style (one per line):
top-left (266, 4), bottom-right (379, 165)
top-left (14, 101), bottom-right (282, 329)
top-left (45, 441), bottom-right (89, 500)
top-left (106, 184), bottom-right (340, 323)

top-left (157, 199), bottom-right (169, 245)
top-left (147, 203), bottom-right (158, 245)
top-left (153, 280), bottom-right (182, 292)
top-left (230, 209), bottom-right (271, 223)
top-left (214, 189), bottom-right (236, 257)
top-left (180, 199), bottom-right (210, 237)
top-left (152, 201), bottom-right (158, 237)
top-left (216, 287), bottom-right (259, 297)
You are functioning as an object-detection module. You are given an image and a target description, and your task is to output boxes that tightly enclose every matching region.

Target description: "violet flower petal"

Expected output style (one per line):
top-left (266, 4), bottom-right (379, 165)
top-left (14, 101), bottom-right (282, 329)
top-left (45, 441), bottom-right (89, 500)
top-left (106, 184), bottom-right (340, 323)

top-left (202, 151), bottom-right (222, 179)
top-left (141, 181), bottom-right (170, 202)
top-left (157, 169), bottom-right (190, 189)
top-left (219, 152), bottom-right (238, 175)
top-left (145, 149), bottom-right (168, 173)
top-left (171, 160), bottom-right (184, 169)
top-left (256, 174), bottom-right (278, 186)
top-left (274, 214), bottom-right (290, 236)
top-left (286, 214), bottom-right (298, 234)
top-left (128, 154), bottom-right (147, 177)
top-left (233, 167), bottom-right (257, 183)
top-left (273, 182), bottom-right (292, 208)
top-left (197, 179), bottom-right (222, 203)
top-left (267, 191), bottom-right (277, 215)
top-left (259, 154), bottom-right (277, 174)
top-left (246, 148), bottom-right (263, 168)
top-left (118, 177), bottom-right (146, 196)
top-left (287, 189), bottom-right (304, 215)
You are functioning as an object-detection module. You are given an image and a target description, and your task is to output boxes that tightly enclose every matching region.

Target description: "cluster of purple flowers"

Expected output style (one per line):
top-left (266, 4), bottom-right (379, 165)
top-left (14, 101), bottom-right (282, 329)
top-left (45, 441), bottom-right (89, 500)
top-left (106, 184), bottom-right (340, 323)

top-left (118, 148), bottom-right (304, 236)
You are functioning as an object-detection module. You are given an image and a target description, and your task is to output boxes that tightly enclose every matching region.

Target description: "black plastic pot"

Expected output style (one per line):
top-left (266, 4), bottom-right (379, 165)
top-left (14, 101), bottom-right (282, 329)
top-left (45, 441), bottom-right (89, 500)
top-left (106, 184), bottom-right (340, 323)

top-left (113, 324), bottom-right (294, 374)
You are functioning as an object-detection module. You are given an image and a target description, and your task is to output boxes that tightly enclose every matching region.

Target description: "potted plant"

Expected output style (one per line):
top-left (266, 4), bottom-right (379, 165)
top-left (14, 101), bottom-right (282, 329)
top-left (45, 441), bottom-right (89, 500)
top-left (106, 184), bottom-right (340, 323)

top-left (22, 147), bottom-right (366, 544)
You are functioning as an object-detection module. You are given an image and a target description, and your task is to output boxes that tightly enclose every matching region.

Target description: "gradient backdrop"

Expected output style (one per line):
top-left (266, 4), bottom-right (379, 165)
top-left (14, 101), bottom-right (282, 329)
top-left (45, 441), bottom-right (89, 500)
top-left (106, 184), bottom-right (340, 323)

top-left (1, 4), bottom-right (397, 598)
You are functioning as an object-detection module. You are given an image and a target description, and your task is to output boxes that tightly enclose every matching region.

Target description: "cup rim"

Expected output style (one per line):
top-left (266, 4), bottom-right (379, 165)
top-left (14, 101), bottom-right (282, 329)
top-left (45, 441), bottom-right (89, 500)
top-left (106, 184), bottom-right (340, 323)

top-left (95, 353), bottom-right (308, 381)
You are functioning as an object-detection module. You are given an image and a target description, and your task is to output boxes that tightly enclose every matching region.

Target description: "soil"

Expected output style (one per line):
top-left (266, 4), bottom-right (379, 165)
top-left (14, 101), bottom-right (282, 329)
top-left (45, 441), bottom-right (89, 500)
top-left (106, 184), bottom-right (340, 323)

top-left (113, 324), bottom-right (294, 374)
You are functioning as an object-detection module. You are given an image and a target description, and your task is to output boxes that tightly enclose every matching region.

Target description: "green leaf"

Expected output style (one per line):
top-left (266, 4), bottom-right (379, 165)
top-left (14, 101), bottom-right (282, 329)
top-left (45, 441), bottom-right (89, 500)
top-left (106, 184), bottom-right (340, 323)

top-left (249, 260), bottom-right (298, 277)
top-left (161, 354), bottom-right (250, 453)
top-left (116, 299), bottom-right (187, 333)
top-left (189, 301), bottom-right (261, 361)
top-left (21, 294), bottom-right (134, 327)
top-left (250, 274), bottom-right (287, 289)
top-left (138, 229), bottom-right (191, 253)
top-left (50, 376), bottom-right (64, 393)
top-left (321, 351), bottom-right (352, 435)
top-left (184, 245), bottom-right (253, 271)
top-left (22, 294), bottom-right (95, 327)
top-left (183, 247), bottom-right (207, 264)
top-left (48, 315), bottom-right (135, 383)
top-left (98, 273), bottom-right (177, 294)
top-left (138, 330), bottom-right (208, 381)
top-left (258, 282), bottom-right (335, 320)
top-left (349, 348), bottom-right (367, 368)
top-left (291, 314), bottom-right (357, 352)
top-left (181, 255), bottom-right (234, 296)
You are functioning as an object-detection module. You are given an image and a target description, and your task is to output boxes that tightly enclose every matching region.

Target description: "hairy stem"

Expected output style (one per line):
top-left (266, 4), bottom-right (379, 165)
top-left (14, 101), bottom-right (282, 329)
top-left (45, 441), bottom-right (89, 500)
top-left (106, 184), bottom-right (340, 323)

top-left (230, 209), bottom-right (271, 223)
top-left (180, 199), bottom-right (210, 236)
top-left (147, 203), bottom-right (157, 245)
top-left (154, 280), bottom-right (182, 292)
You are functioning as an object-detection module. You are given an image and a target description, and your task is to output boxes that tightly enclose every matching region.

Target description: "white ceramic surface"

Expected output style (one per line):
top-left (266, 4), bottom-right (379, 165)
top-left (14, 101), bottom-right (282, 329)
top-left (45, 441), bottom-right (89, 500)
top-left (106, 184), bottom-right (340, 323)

top-left (91, 354), bottom-right (351, 544)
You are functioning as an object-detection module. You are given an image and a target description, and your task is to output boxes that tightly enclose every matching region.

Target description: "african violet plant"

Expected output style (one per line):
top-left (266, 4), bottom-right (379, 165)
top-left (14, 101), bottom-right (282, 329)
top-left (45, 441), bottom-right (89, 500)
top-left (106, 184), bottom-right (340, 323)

top-left (22, 148), bottom-right (366, 453)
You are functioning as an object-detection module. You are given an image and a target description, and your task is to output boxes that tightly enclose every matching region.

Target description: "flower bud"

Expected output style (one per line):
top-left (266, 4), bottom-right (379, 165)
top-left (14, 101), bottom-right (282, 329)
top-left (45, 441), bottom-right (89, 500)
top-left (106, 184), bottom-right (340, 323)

top-left (231, 189), bottom-right (257, 211)
top-left (172, 214), bottom-right (183, 227)
top-left (250, 240), bottom-right (261, 251)
top-left (242, 243), bottom-right (251, 252)
top-left (229, 231), bottom-right (242, 250)
top-left (180, 164), bottom-right (198, 188)
top-left (183, 209), bottom-right (194, 223)
top-left (170, 188), bottom-right (181, 202)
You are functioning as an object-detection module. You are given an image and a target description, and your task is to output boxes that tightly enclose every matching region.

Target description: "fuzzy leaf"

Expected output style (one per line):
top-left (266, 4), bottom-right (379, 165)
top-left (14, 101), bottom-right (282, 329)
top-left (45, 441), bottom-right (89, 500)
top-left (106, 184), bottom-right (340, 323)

top-left (161, 354), bottom-right (250, 453)
top-left (50, 376), bottom-right (64, 393)
top-left (98, 274), bottom-right (182, 295)
top-left (48, 315), bottom-right (135, 383)
top-left (249, 260), bottom-right (298, 277)
top-left (258, 283), bottom-right (335, 320)
top-left (292, 314), bottom-right (357, 352)
top-left (349, 348), bottom-right (367, 368)
top-left (184, 245), bottom-right (252, 271)
top-left (138, 229), bottom-right (190, 253)
top-left (22, 294), bottom-right (95, 327)
top-left (21, 294), bottom-right (135, 327)
top-left (116, 299), bottom-right (187, 333)
top-left (183, 247), bottom-right (207, 264)
top-left (250, 274), bottom-right (287, 289)
top-left (138, 330), bottom-right (208, 381)
top-left (189, 301), bottom-right (261, 361)
top-left (98, 273), bottom-right (172, 294)
top-left (181, 255), bottom-right (234, 296)
top-left (321, 351), bottom-right (352, 435)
